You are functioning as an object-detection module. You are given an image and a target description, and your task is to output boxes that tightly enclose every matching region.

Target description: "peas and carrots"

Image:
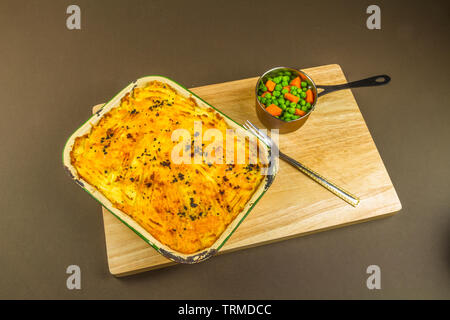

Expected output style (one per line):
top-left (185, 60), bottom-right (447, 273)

top-left (257, 71), bottom-right (315, 122)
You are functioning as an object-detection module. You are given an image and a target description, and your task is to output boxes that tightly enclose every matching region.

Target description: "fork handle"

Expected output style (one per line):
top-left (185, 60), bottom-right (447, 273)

top-left (279, 152), bottom-right (360, 207)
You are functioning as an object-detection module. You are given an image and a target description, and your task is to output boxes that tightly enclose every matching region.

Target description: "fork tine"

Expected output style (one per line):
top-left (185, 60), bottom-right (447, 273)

top-left (247, 126), bottom-right (262, 140)
top-left (246, 120), bottom-right (267, 138)
top-left (245, 120), bottom-right (256, 132)
top-left (243, 123), bottom-right (269, 146)
top-left (245, 120), bottom-right (271, 146)
top-left (245, 120), bottom-right (259, 131)
top-left (243, 121), bottom-right (257, 134)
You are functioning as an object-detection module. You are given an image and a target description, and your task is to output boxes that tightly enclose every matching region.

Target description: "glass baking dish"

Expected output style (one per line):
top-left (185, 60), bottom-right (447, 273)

top-left (62, 76), bottom-right (278, 264)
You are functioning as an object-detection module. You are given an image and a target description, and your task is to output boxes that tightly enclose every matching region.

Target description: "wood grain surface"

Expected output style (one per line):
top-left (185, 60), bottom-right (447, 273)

top-left (92, 64), bottom-right (401, 276)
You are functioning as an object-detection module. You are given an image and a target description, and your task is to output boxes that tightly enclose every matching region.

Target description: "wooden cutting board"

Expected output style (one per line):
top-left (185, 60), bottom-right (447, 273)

top-left (92, 64), bottom-right (401, 276)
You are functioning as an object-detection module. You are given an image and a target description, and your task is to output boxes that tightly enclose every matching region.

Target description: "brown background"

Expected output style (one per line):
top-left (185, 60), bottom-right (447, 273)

top-left (0, 0), bottom-right (449, 299)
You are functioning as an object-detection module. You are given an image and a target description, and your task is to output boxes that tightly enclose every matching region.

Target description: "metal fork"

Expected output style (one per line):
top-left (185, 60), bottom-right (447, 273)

top-left (243, 120), bottom-right (360, 207)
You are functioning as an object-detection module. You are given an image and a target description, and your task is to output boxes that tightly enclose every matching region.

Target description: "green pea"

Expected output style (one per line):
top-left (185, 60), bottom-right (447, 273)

top-left (273, 77), bottom-right (282, 84)
top-left (290, 86), bottom-right (297, 93)
top-left (288, 107), bottom-right (295, 114)
top-left (300, 91), bottom-right (307, 98)
top-left (275, 84), bottom-right (282, 91)
top-left (301, 105), bottom-right (308, 112)
top-left (282, 76), bottom-right (290, 82)
top-left (284, 71), bottom-right (291, 76)
top-left (265, 93), bottom-right (272, 98)
top-left (281, 88), bottom-right (289, 94)
top-left (301, 81), bottom-right (307, 88)
top-left (292, 115), bottom-right (300, 120)
top-left (279, 104), bottom-right (286, 110)
top-left (300, 100), bottom-right (306, 106)
top-left (290, 102), bottom-right (297, 108)
top-left (273, 91), bottom-right (280, 97)
top-left (285, 100), bottom-right (290, 106)
top-left (306, 102), bottom-right (312, 108)
top-left (281, 81), bottom-right (289, 87)
top-left (302, 87), bottom-right (308, 92)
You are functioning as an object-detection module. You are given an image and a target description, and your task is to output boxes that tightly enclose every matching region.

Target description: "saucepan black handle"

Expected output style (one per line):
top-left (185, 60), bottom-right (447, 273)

top-left (317, 75), bottom-right (391, 97)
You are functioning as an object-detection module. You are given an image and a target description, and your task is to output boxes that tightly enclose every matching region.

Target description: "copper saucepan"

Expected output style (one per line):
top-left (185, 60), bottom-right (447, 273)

top-left (255, 67), bottom-right (391, 134)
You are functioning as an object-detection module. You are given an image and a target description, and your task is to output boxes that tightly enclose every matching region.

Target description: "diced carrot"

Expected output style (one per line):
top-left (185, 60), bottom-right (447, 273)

top-left (262, 91), bottom-right (270, 97)
top-left (295, 109), bottom-right (306, 116)
top-left (305, 89), bottom-right (314, 103)
top-left (284, 93), bottom-right (299, 103)
top-left (265, 80), bottom-right (276, 92)
top-left (290, 76), bottom-right (301, 88)
top-left (265, 104), bottom-right (282, 117)
top-left (283, 86), bottom-right (291, 91)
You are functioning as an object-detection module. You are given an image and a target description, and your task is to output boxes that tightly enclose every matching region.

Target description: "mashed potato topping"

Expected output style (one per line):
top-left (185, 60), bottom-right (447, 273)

top-left (71, 81), bottom-right (265, 253)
